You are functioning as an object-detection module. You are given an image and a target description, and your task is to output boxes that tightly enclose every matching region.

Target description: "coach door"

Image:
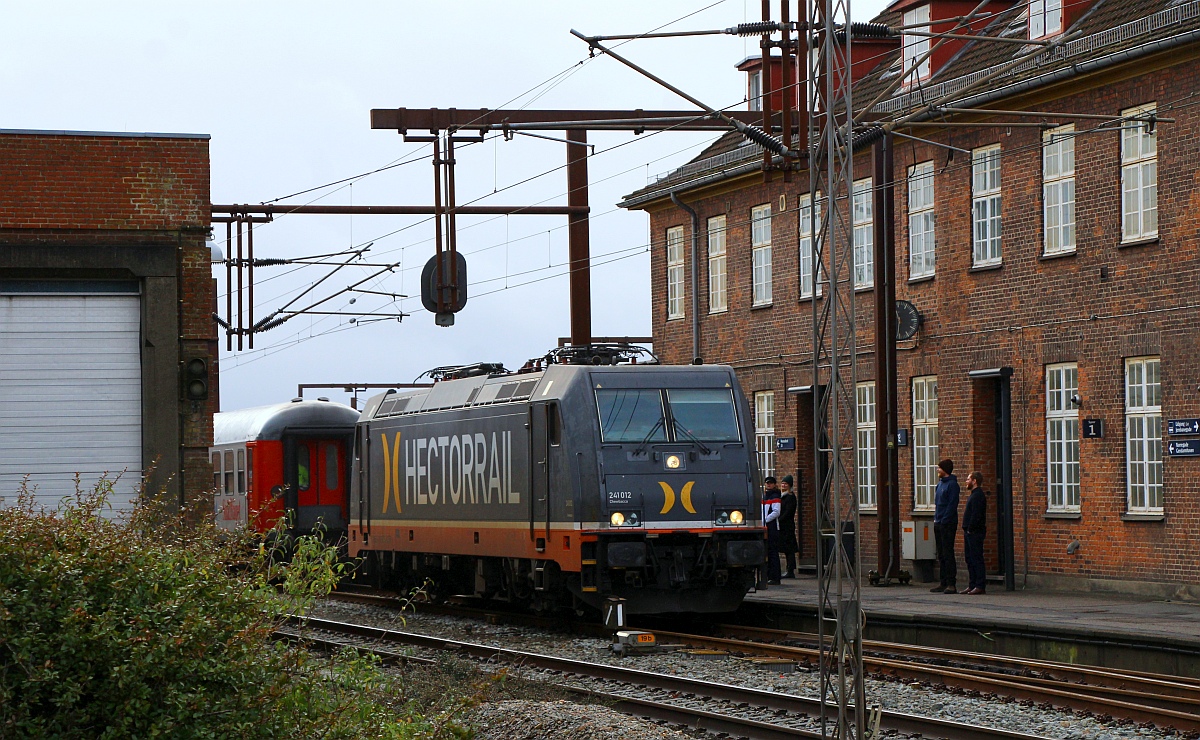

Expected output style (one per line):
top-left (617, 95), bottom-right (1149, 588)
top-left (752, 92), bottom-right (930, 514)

top-left (293, 438), bottom-right (349, 535)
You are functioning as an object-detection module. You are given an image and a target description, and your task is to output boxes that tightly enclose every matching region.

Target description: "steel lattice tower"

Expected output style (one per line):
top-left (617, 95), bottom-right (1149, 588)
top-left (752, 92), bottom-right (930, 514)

top-left (806, 0), bottom-right (866, 734)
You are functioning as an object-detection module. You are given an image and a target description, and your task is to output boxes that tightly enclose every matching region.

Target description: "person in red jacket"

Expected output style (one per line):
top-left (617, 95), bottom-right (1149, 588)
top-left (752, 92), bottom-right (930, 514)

top-left (761, 476), bottom-right (782, 586)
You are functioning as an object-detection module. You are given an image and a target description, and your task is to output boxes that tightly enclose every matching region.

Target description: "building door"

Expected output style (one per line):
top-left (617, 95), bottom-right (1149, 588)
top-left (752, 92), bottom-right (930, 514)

top-left (0, 283), bottom-right (141, 514)
top-left (969, 368), bottom-right (1016, 591)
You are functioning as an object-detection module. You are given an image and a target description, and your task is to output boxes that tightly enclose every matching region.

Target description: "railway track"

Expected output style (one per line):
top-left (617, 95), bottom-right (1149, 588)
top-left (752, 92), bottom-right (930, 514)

top-left (650, 625), bottom-right (1200, 734)
top-left (288, 613), bottom-right (1049, 740)
top-left (326, 590), bottom-right (1200, 735)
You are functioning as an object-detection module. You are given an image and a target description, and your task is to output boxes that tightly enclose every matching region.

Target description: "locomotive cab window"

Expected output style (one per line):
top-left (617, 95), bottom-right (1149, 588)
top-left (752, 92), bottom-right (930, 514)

top-left (596, 389), bottom-right (667, 443)
top-left (667, 389), bottom-right (741, 442)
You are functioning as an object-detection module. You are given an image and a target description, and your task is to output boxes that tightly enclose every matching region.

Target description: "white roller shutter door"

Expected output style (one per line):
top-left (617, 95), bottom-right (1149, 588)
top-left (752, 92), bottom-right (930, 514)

top-left (0, 290), bottom-right (142, 515)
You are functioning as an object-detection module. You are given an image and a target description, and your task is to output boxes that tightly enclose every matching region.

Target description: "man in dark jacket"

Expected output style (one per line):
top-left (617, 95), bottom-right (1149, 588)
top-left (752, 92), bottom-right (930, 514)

top-left (779, 475), bottom-right (799, 578)
top-left (931, 459), bottom-right (960, 594)
top-left (961, 471), bottom-right (988, 595)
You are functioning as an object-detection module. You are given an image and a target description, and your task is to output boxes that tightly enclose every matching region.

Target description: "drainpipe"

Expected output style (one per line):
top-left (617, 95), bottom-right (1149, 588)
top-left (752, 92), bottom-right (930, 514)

top-left (670, 190), bottom-right (702, 364)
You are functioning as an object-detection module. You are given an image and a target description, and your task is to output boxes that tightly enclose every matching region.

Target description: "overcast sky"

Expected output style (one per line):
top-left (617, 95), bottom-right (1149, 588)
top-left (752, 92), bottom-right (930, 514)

top-left (4, 0), bottom-right (889, 412)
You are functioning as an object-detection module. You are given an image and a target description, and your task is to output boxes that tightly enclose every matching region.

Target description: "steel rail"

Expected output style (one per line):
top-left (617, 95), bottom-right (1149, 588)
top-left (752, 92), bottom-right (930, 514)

top-left (647, 629), bottom-right (1200, 732)
top-left (289, 615), bottom-right (1047, 740)
top-left (718, 623), bottom-right (1200, 694)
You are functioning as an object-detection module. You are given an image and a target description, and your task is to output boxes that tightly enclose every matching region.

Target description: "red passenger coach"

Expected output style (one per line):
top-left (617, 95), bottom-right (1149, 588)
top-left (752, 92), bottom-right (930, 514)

top-left (212, 398), bottom-right (361, 538)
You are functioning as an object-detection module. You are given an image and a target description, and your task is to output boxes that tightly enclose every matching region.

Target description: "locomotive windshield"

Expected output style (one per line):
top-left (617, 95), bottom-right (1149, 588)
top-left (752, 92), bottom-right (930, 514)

top-left (667, 389), bottom-right (741, 442)
top-left (597, 387), bottom-right (741, 444)
top-left (596, 389), bottom-right (667, 443)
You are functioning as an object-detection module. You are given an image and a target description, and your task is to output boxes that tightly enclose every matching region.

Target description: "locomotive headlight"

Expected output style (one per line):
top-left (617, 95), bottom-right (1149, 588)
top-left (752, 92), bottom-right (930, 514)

top-left (665, 454), bottom-right (682, 469)
top-left (610, 512), bottom-right (626, 527)
top-left (729, 509), bottom-right (745, 525)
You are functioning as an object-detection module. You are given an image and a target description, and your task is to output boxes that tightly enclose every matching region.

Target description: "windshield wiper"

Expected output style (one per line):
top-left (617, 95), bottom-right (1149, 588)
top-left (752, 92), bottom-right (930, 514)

top-left (672, 423), bottom-right (713, 455)
top-left (632, 417), bottom-right (665, 456)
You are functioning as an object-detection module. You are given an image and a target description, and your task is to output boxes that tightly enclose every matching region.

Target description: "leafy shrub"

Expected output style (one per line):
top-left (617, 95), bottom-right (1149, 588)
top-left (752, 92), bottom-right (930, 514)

top-left (0, 477), bottom-right (472, 739)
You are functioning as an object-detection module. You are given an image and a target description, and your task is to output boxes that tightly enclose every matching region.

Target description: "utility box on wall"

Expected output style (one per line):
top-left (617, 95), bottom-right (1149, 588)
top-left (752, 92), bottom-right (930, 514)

top-left (901, 520), bottom-right (935, 561)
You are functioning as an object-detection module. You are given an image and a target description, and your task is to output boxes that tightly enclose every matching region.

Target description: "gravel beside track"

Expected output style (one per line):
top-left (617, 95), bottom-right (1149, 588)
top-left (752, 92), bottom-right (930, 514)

top-left (470, 700), bottom-right (696, 740)
top-left (310, 598), bottom-right (1187, 739)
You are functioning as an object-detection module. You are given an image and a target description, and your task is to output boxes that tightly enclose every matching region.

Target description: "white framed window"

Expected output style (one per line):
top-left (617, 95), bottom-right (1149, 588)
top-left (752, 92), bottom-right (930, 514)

top-left (707, 215), bottom-right (727, 313)
top-left (1043, 125), bottom-right (1076, 255)
top-left (852, 178), bottom-right (874, 289)
top-left (1029, 0), bottom-right (1063, 38)
top-left (1046, 363), bottom-right (1080, 512)
top-left (902, 5), bottom-right (931, 86)
top-left (211, 451), bottom-right (222, 494)
top-left (908, 161), bottom-right (936, 279)
top-left (857, 382), bottom-right (877, 510)
top-left (1125, 357), bottom-right (1163, 513)
top-left (799, 192), bottom-right (823, 299)
top-left (912, 376), bottom-right (939, 510)
top-left (748, 69), bottom-right (763, 112)
top-left (1121, 103), bottom-right (1158, 243)
top-left (755, 391), bottom-right (776, 479)
top-left (752, 204), bottom-right (773, 306)
top-left (666, 225), bottom-right (685, 320)
top-left (972, 145), bottom-right (1002, 267)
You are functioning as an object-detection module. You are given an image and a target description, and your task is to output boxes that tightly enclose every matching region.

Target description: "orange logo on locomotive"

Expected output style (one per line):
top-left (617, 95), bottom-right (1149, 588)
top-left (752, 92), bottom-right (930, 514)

top-left (657, 481), bottom-right (697, 515)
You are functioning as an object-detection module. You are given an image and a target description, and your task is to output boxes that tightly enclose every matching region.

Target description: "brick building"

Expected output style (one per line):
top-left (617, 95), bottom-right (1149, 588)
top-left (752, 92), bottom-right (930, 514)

top-left (0, 129), bottom-right (216, 515)
top-left (622, 0), bottom-right (1200, 597)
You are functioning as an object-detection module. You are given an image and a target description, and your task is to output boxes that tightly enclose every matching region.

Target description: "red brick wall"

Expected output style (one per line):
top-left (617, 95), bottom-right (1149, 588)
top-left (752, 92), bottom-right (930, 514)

top-left (642, 59), bottom-right (1200, 593)
top-left (0, 134), bottom-right (208, 230)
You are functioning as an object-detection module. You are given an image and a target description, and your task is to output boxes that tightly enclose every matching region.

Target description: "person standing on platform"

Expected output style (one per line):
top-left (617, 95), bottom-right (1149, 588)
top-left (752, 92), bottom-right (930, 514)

top-left (961, 471), bottom-right (988, 595)
top-left (761, 476), bottom-right (782, 586)
top-left (779, 475), bottom-right (799, 578)
top-left (931, 459), bottom-right (960, 595)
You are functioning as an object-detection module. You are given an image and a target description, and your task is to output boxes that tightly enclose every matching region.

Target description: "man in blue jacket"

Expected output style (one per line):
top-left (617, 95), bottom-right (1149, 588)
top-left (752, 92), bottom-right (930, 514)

top-left (930, 459), bottom-right (960, 594)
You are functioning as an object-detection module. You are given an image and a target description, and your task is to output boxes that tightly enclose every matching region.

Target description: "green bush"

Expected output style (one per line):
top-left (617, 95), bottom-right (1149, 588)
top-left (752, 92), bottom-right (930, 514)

top-left (0, 477), bottom-right (472, 739)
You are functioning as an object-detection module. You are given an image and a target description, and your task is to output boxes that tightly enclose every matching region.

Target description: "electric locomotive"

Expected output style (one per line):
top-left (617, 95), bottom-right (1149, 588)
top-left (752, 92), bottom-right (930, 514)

top-left (349, 360), bottom-right (765, 614)
top-left (212, 398), bottom-right (360, 538)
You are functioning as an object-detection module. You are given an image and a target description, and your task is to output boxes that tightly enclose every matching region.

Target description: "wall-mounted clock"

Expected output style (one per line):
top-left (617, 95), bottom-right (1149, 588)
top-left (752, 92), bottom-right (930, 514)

top-left (896, 300), bottom-right (922, 341)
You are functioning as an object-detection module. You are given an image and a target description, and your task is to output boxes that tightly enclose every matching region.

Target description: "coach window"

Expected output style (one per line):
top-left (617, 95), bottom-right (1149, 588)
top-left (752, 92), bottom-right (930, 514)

top-left (325, 444), bottom-right (338, 490)
top-left (246, 449), bottom-right (254, 488)
top-left (212, 452), bottom-right (222, 494)
top-left (298, 445), bottom-right (310, 491)
top-left (224, 450), bottom-right (234, 495)
top-left (236, 449), bottom-right (246, 494)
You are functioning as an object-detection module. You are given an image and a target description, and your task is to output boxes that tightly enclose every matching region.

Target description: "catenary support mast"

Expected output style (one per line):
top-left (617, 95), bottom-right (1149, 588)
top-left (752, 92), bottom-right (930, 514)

top-left (807, 0), bottom-right (866, 734)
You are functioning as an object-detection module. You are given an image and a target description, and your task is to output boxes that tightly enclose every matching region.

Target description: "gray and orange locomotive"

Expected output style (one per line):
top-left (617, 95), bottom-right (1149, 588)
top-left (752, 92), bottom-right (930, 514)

top-left (349, 360), bottom-right (765, 615)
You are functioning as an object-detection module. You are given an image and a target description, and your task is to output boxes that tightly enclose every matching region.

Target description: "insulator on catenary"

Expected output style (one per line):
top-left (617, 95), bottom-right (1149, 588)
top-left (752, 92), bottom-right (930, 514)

top-left (726, 21), bottom-right (781, 36)
top-left (252, 315), bottom-right (289, 333)
top-left (252, 257), bottom-right (289, 266)
top-left (850, 125), bottom-right (887, 152)
top-left (851, 22), bottom-right (894, 38)
top-left (735, 122), bottom-right (791, 156)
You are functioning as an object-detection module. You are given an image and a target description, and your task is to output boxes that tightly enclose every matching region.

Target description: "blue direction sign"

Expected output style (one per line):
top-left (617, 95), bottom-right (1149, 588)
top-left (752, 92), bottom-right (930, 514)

top-left (775, 437), bottom-right (796, 451)
top-left (1167, 440), bottom-right (1200, 457)
top-left (1167, 419), bottom-right (1200, 436)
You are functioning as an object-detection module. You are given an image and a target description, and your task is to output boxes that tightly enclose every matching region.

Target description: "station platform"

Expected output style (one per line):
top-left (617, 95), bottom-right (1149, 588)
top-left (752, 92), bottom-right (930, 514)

top-left (737, 573), bottom-right (1200, 676)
